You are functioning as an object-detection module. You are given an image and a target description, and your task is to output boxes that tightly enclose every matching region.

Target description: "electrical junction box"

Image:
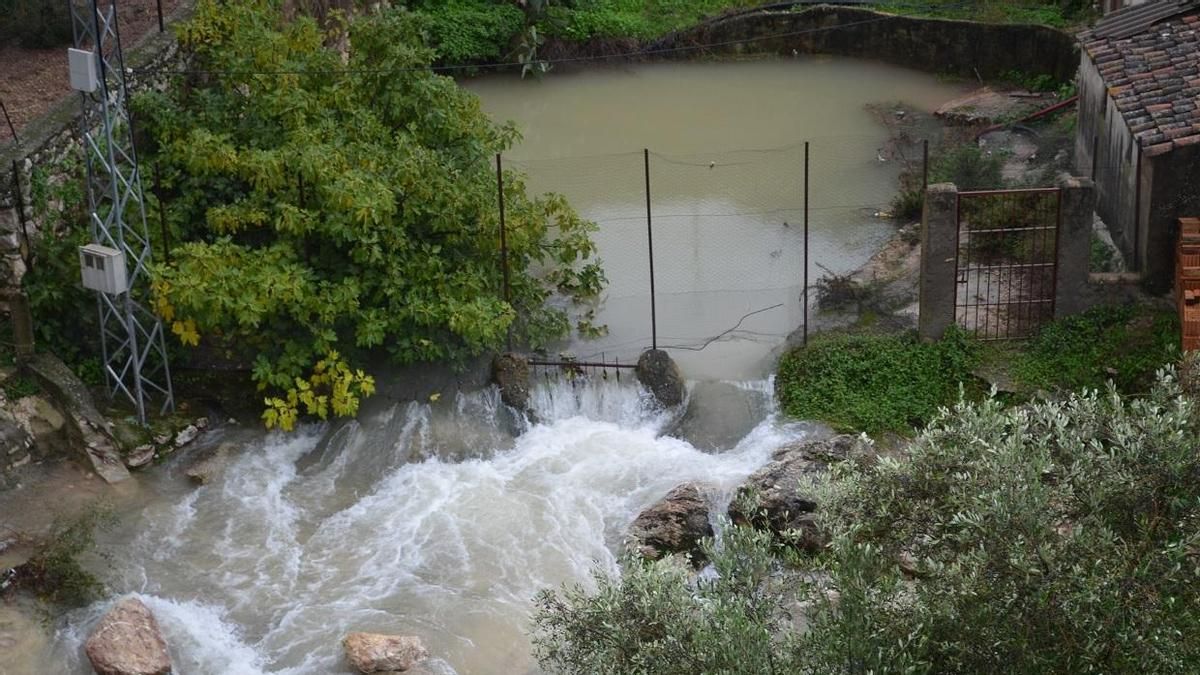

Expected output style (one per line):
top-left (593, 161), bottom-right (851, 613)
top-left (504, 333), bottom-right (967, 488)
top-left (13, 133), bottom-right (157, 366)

top-left (68, 48), bottom-right (98, 93)
top-left (79, 244), bottom-right (128, 295)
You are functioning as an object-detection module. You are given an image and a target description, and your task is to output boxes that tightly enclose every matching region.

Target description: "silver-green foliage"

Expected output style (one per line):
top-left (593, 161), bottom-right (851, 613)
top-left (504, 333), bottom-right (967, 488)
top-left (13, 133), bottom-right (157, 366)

top-left (533, 368), bottom-right (1200, 673)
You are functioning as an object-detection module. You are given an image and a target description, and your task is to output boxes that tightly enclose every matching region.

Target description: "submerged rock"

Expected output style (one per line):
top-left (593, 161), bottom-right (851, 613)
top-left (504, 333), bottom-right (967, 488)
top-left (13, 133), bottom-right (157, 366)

top-left (185, 442), bottom-right (235, 485)
top-left (635, 349), bottom-right (685, 408)
top-left (730, 435), bottom-right (862, 552)
top-left (343, 632), bottom-right (428, 673)
top-left (84, 597), bottom-right (171, 675)
top-left (628, 482), bottom-right (715, 563)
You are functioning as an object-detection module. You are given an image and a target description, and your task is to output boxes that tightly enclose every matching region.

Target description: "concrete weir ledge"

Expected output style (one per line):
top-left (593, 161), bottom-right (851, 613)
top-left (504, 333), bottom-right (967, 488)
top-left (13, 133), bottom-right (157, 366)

top-left (492, 350), bottom-right (687, 413)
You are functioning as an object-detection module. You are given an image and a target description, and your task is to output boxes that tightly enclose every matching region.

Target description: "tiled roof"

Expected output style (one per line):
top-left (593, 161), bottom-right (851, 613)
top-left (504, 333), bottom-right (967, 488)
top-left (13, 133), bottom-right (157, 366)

top-left (1081, 1), bottom-right (1200, 156)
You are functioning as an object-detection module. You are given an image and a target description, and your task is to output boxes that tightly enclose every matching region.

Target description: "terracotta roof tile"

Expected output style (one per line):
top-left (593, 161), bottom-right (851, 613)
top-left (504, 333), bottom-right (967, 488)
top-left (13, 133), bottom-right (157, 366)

top-left (1081, 5), bottom-right (1200, 154)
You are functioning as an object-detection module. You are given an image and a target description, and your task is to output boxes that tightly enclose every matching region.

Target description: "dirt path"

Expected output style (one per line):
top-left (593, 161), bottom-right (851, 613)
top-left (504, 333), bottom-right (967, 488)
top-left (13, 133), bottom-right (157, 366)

top-left (0, 0), bottom-right (186, 144)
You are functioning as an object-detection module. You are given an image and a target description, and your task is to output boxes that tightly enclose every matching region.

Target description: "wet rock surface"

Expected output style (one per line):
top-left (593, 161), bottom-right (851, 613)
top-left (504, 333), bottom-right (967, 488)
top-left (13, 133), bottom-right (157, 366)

top-left (85, 597), bottom-right (172, 675)
top-left (492, 353), bottom-right (531, 414)
top-left (636, 349), bottom-right (685, 408)
top-left (730, 435), bottom-right (862, 551)
top-left (185, 442), bottom-right (235, 484)
top-left (343, 632), bottom-right (429, 673)
top-left (628, 482), bottom-right (715, 563)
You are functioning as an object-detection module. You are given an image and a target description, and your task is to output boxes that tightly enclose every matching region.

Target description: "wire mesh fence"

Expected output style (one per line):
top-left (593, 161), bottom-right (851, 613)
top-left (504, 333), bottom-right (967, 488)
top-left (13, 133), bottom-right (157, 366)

top-left (503, 136), bottom-right (922, 377)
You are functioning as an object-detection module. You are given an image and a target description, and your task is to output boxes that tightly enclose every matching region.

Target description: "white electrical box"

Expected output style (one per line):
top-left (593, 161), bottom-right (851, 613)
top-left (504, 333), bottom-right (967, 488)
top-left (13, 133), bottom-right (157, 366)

top-left (68, 48), bottom-right (98, 93)
top-left (79, 244), bottom-right (128, 295)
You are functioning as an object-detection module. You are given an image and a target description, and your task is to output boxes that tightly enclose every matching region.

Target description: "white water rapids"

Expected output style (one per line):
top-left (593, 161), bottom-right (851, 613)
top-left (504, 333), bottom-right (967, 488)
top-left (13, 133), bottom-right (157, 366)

top-left (50, 377), bottom-right (821, 674)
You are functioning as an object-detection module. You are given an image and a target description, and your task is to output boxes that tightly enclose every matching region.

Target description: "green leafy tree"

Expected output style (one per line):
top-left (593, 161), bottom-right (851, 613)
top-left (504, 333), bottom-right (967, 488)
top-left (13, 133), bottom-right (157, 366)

top-left (136, 0), bottom-right (604, 428)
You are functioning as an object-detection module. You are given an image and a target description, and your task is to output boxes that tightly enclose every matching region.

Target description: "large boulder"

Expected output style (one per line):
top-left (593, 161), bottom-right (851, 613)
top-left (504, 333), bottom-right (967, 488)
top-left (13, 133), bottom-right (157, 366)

top-left (492, 353), bottom-right (531, 414)
top-left (627, 482), bottom-right (715, 563)
top-left (343, 632), bottom-right (428, 673)
top-left (84, 597), bottom-right (171, 675)
top-left (729, 435), bottom-right (861, 552)
top-left (636, 349), bottom-right (685, 408)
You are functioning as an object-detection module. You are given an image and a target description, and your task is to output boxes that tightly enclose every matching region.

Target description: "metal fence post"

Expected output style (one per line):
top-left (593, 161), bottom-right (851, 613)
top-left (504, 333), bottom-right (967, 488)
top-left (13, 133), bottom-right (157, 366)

top-left (153, 161), bottom-right (170, 264)
top-left (157, 0), bottom-right (165, 32)
top-left (0, 98), bottom-right (17, 144)
top-left (644, 148), bottom-right (657, 351)
top-left (922, 139), bottom-right (930, 191)
top-left (11, 160), bottom-right (31, 273)
top-left (803, 142), bottom-right (810, 346)
top-left (496, 153), bottom-right (512, 351)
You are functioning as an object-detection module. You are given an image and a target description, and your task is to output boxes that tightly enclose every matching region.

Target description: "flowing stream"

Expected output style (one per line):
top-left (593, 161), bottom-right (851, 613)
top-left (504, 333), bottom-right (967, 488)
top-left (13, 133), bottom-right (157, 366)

top-left (51, 379), bottom-right (821, 674)
top-left (30, 57), bottom-right (969, 674)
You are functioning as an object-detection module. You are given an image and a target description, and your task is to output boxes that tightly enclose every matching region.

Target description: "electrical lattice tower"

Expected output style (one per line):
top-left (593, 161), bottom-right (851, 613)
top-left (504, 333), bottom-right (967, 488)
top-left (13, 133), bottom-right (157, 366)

top-left (68, 0), bottom-right (173, 424)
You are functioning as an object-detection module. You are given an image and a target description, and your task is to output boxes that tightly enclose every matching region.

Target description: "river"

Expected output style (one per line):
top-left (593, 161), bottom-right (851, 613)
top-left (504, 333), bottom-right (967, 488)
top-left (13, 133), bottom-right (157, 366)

top-left (35, 57), bottom-right (965, 674)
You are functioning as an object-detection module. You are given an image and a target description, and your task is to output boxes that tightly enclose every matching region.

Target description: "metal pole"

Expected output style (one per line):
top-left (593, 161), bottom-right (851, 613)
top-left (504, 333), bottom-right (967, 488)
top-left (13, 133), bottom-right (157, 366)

top-left (11, 161), bottom-right (31, 272)
top-left (154, 161), bottom-right (169, 264)
top-left (156, 0), bottom-right (164, 32)
top-left (496, 153), bottom-right (511, 351)
top-left (0, 98), bottom-right (17, 144)
top-left (922, 139), bottom-right (929, 191)
top-left (645, 148), bottom-right (657, 351)
top-left (803, 141), bottom-right (810, 346)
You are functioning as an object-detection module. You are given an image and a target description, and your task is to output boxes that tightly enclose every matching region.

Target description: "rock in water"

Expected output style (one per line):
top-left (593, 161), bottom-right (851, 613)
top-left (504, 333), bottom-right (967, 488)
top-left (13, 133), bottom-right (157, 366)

top-left (729, 435), bottom-right (861, 552)
top-left (84, 597), bottom-right (171, 675)
top-left (636, 349), bottom-right (685, 408)
top-left (492, 353), bottom-right (531, 414)
top-left (173, 425), bottom-right (200, 448)
top-left (343, 633), bottom-right (428, 673)
top-left (185, 442), bottom-right (234, 485)
top-left (628, 482), bottom-right (715, 563)
top-left (124, 445), bottom-right (156, 469)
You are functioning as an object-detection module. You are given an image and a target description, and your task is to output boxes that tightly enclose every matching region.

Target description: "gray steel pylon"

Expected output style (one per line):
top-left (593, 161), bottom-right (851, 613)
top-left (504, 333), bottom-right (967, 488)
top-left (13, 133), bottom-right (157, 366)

top-left (69, 0), bottom-right (174, 423)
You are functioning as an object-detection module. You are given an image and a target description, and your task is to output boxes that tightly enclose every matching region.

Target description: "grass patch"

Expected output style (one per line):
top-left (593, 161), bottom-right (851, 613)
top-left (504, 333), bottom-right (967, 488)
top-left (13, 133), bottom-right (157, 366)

top-left (777, 305), bottom-right (1178, 435)
top-left (1008, 304), bottom-right (1178, 393)
top-left (776, 327), bottom-right (977, 436)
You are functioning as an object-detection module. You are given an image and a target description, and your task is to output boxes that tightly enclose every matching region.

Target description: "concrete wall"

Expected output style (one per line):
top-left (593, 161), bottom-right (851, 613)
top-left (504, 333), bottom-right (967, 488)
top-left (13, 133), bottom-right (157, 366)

top-left (653, 6), bottom-right (1079, 82)
top-left (1075, 51), bottom-right (1144, 269)
top-left (1146, 142), bottom-right (1200, 292)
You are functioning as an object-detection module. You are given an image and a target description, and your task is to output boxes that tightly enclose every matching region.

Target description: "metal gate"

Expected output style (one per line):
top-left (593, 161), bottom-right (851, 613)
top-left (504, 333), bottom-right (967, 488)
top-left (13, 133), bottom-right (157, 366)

top-left (955, 188), bottom-right (1061, 339)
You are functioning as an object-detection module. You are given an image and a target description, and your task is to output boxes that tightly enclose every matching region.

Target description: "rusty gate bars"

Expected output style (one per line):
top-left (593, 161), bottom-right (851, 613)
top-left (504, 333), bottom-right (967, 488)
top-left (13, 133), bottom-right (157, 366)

top-left (803, 141), bottom-right (810, 346)
top-left (644, 148), bottom-right (657, 351)
top-left (953, 188), bottom-right (1061, 339)
top-left (496, 153), bottom-right (512, 351)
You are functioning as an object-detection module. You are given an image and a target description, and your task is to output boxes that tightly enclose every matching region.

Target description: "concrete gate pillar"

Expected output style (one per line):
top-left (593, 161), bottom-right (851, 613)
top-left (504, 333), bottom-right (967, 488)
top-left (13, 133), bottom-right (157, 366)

top-left (1055, 176), bottom-right (1096, 318)
top-left (919, 183), bottom-right (959, 341)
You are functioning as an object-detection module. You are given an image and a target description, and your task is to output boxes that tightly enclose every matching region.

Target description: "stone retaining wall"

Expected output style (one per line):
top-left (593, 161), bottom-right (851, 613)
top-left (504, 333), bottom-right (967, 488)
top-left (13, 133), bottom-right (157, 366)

top-left (651, 6), bottom-right (1078, 83)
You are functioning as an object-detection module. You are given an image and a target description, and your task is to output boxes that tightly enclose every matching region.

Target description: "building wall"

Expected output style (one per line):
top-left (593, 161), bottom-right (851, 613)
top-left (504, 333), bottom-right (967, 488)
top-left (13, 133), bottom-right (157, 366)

top-left (1146, 143), bottom-right (1200, 292)
top-left (1075, 52), bottom-right (1144, 267)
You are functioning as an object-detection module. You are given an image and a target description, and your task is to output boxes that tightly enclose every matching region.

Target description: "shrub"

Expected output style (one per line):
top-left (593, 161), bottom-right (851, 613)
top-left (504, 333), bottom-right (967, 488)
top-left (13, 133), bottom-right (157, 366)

top-left (414, 0), bottom-right (525, 63)
top-left (534, 368), bottom-right (1200, 674)
top-left (532, 521), bottom-right (802, 675)
top-left (776, 328), bottom-right (977, 435)
top-left (812, 370), bottom-right (1200, 672)
top-left (930, 143), bottom-right (1005, 191)
top-left (10, 506), bottom-right (114, 609)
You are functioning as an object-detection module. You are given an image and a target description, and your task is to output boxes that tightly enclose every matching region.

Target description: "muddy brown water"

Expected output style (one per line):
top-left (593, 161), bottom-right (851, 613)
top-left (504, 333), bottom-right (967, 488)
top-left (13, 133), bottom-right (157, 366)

top-left (466, 56), bottom-right (967, 378)
top-left (10, 57), bottom-right (966, 675)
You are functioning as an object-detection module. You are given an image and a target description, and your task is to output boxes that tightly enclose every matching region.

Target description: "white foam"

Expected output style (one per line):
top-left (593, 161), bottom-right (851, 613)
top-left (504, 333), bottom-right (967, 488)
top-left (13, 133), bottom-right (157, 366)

top-left (54, 378), bottom-right (809, 674)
